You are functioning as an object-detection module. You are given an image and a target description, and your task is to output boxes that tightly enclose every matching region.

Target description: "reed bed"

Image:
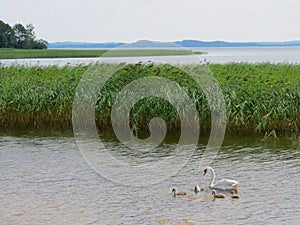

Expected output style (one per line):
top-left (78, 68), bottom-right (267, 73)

top-left (0, 48), bottom-right (200, 59)
top-left (0, 63), bottom-right (299, 136)
top-left (0, 48), bottom-right (108, 59)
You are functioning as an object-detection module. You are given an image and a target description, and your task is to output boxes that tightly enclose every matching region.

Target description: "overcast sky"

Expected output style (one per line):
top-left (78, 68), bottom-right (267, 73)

top-left (1, 0), bottom-right (299, 43)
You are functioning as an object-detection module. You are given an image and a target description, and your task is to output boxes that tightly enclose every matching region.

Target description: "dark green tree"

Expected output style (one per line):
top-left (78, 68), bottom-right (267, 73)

top-left (13, 23), bottom-right (27, 48)
top-left (24, 23), bottom-right (36, 49)
top-left (13, 23), bottom-right (48, 49)
top-left (0, 20), bottom-right (16, 48)
top-left (1, 20), bottom-right (47, 49)
top-left (32, 38), bottom-right (48, 49)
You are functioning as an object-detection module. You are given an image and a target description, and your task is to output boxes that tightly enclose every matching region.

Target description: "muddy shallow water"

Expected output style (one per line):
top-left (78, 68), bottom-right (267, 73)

top-left (0, 133), bottom-right (299, 224)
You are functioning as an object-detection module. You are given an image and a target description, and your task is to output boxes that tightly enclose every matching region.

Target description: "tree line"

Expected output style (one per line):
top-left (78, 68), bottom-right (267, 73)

top-left (0, 20), bottom-right (48, 49)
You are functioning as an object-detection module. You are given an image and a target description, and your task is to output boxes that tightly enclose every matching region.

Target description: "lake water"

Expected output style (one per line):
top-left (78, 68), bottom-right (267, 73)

top-left (0, 133), bottom-right (299, 224)
top-left (1, 47), bottom-right (300, 224)
top-left (1, 46), bottom-right (300, 66)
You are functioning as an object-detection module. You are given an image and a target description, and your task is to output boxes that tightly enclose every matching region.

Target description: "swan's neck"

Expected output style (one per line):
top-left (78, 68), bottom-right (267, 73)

top-left (209, 168), bottom-right (216, 187)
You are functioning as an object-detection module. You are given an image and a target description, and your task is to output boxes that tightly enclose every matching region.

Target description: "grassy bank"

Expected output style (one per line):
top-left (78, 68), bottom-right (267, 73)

top-left (0, 48), bottom-right (201, 59)
top-left (0, 63), bottom-right (299, 136)
top-left (0, 48), bottom-right (108, 59)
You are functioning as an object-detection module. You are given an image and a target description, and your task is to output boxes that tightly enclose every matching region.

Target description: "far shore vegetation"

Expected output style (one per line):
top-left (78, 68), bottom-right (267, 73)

top-left (0, 63), bottom-right (299, 137)
top-left (0, 48), bottom-right (204, 59)
top-left (0, 48), bottom-right (107, 59)
top-left (0, 20), bottom-right (47, 49)
top-left (1, 20), bottom-right (206, 59)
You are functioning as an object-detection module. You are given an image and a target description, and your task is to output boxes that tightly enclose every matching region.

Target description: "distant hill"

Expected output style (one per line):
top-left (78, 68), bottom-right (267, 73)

top-left (48, 41), bottom-right (124, 48)
top-left (48, 40), bottom-right (300, 48)
top-left (175, 40), bottom-right (300, 47)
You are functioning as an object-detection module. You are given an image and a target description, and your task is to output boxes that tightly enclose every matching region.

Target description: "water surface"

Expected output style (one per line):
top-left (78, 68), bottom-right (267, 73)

top-left (0, 134), bottom-right (299, 224)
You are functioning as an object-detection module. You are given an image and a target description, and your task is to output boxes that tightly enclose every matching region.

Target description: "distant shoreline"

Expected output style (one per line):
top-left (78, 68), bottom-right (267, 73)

top-left (48, 39), bottom-right (300, 49)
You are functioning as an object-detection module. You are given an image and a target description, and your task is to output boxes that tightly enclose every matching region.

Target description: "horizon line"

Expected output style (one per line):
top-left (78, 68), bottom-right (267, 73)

top-left (49, 39), bottom-right (300, 44)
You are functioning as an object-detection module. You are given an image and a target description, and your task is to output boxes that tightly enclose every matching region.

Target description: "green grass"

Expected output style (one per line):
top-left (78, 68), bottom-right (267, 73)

top-left (0, 48), bottom-right (108, 59)
top-left (210, 63), bottom-right (300, 135)
top-left (0, 63), bottom-right (299, 136)
top-left (0, 48), bottom-right (203, 59)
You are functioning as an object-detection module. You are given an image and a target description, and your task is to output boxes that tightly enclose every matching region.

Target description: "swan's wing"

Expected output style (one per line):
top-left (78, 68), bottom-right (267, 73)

top-left (213, 179), bottom-right (239, 189)
top-left (223, 178), bottom-right (239, 186)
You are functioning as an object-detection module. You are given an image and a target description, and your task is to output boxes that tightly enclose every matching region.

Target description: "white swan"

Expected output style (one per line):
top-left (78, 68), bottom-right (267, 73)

top-left (203, 166), bottom-right (239, 190)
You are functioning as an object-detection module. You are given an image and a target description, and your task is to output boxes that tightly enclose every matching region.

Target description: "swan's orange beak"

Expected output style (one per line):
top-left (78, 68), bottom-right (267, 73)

top-left (203, 169), bottom-right (207, 176)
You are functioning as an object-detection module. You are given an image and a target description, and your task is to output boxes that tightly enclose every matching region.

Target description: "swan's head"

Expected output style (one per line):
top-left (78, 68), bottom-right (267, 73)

top-left (203, 168), bottom-right (208, 176)
top-left (172, 188), bottom-right (176, 194)
top-left (211, 190), bottom-right (216, 195)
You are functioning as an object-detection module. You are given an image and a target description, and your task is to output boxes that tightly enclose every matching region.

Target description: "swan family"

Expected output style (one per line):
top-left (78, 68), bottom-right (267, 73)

top-left (172, 166), bottom-right (240, 199)
top-left (203, 166), bottom-right (239, 190)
